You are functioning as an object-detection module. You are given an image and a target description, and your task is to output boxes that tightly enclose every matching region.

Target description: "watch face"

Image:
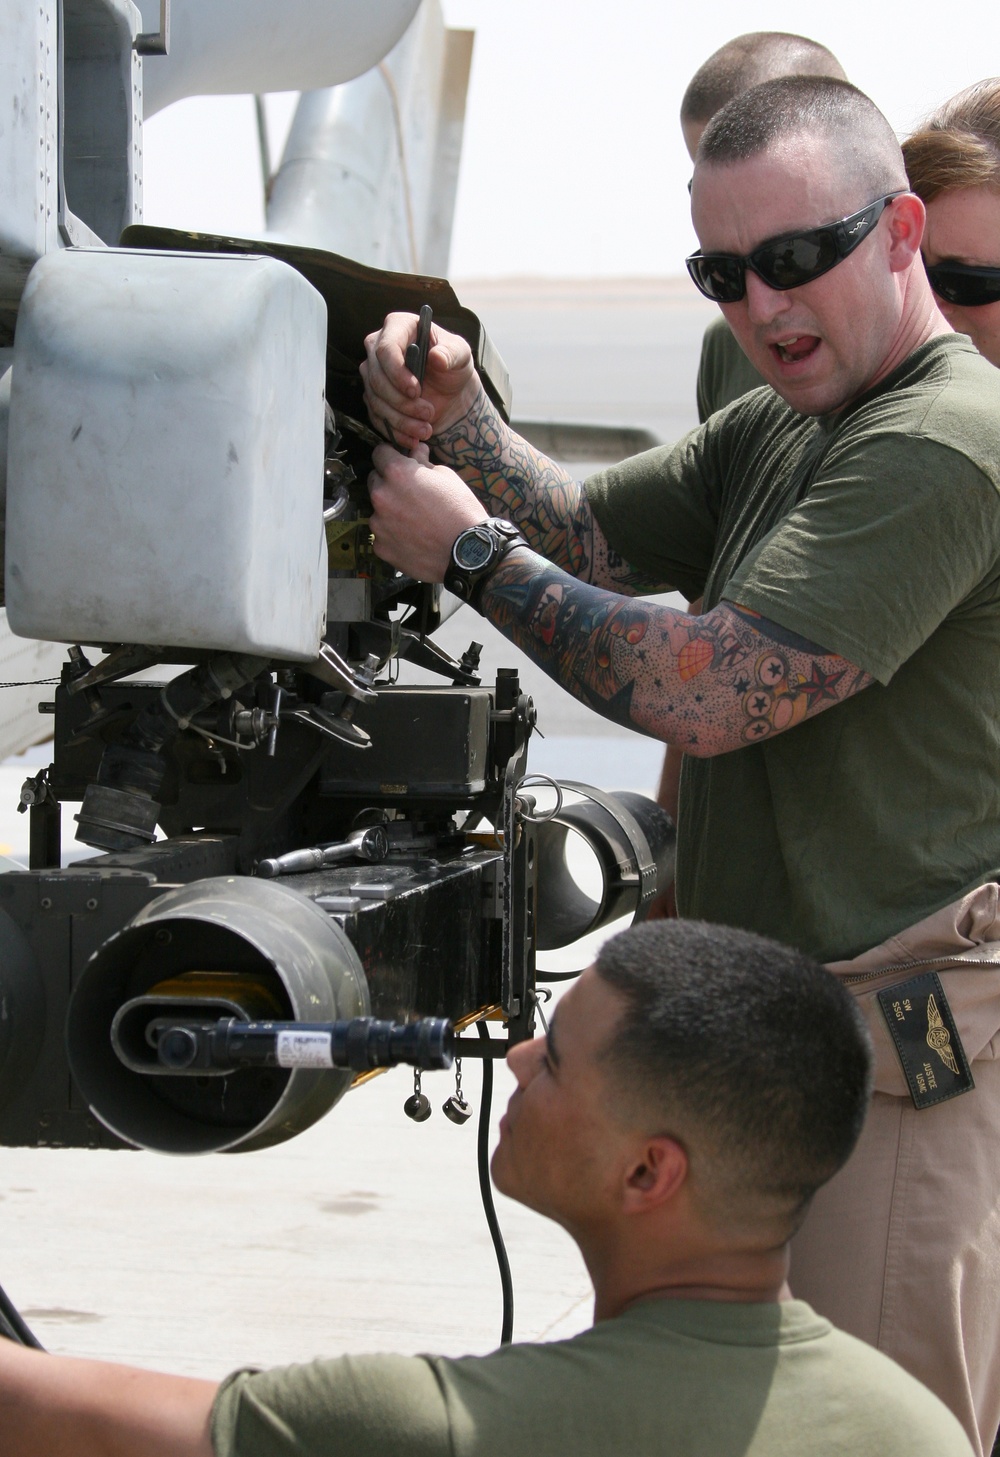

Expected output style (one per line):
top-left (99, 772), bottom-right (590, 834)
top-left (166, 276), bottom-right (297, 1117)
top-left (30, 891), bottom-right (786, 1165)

top-left (455, 528), bottom-right (494, 571)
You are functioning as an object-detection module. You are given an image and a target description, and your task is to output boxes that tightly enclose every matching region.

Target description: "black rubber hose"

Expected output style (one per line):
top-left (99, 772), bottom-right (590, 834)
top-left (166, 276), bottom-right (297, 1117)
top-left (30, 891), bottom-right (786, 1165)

top-left (0, 1280), bottom-right (43, 1348)
top-left (477, 1021), bottom-right (513, 1345)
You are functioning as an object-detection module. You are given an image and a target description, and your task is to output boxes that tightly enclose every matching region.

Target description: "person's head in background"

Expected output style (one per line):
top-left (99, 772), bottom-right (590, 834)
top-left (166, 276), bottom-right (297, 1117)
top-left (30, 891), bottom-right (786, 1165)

top-left (903, 80), bottom-right (1000, 367)
top-left (680, 32), bottom-right (847, 162)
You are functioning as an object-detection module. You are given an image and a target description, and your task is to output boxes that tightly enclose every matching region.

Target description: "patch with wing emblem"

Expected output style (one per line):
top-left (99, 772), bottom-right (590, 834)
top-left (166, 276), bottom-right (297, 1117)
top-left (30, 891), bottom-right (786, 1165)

top-left (925, 994), bottom-right (960, 1075)
top-left (876, 973), bottom-right (974, 1109)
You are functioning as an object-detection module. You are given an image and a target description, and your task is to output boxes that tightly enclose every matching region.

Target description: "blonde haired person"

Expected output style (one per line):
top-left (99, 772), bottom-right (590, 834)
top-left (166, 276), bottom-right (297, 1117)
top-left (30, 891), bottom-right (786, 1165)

top-left (903, 80), bottom-right (1000, 366)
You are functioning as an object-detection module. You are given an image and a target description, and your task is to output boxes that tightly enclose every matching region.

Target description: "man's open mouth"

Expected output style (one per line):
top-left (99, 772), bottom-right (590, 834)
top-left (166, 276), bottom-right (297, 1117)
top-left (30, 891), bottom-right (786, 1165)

top-left (771, 335), bottom-right (821, 364)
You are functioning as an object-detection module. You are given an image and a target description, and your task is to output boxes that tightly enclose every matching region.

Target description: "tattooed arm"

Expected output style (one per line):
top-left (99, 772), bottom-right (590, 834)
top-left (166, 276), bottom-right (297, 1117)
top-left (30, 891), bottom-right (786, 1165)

top-left (482, 550), bottom-right (873, 756)
top-left (361, 313), bottom-right (666, 592)
top-left (431, 389), bottom-right (667, 591)
top-left (364, 433), bottom-right (871, 751)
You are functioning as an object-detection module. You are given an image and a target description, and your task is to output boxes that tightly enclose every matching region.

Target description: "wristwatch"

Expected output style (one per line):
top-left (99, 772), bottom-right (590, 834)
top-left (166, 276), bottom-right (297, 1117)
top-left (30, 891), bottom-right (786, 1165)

top-left (443, 518), bottom-right (528, 612)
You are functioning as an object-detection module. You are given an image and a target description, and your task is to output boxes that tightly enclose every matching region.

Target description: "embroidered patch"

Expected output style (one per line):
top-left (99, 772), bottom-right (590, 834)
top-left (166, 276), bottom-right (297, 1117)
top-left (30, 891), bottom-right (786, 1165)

top-left (876, 972), bottom-right (974, 1109)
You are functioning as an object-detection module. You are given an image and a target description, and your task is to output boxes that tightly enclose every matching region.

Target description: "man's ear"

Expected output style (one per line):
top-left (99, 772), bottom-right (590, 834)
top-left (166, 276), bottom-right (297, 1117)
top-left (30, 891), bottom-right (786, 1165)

top-left (621, 1136), bottom-right (688, 1214)
top-left (886, 192), bottom-right (926, 274)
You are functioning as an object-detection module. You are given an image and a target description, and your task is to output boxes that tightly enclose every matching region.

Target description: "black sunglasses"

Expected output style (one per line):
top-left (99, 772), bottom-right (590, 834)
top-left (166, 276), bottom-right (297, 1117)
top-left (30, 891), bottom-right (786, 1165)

top-left (924, 259), bottom-right (1000, 308)
top-left (686, 192), bottom-right (904, 303)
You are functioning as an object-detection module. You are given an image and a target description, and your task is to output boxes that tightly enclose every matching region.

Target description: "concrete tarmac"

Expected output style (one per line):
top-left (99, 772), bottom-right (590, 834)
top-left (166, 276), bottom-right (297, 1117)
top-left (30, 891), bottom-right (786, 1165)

top-left (0, 278), bottom-right (713, 1377)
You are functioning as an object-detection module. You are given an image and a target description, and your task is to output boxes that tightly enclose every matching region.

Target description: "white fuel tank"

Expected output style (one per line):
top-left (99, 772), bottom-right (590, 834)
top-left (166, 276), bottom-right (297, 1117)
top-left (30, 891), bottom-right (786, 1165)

top-left (5, 247), bottom-right (328, 660)
top-left (139, 0), bottom-right (422, 116)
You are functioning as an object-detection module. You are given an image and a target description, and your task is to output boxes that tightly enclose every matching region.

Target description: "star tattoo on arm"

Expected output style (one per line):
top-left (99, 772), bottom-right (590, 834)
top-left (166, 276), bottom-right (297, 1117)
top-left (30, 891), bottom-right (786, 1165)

top-left (430, 389), bottom-right (666, 594)
top-left (481, 553), bottom-right (874, 754)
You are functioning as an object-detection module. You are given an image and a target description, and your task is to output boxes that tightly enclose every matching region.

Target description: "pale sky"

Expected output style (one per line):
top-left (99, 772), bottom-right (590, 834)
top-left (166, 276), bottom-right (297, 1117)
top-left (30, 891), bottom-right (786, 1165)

top-left (141, 0), bottom-right (1000, 280)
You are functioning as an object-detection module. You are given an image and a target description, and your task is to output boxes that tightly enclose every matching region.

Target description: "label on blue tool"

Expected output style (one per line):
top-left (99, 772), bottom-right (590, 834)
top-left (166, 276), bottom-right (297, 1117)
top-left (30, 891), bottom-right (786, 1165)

top-left (276, 1030), bottom-right (334, 1068)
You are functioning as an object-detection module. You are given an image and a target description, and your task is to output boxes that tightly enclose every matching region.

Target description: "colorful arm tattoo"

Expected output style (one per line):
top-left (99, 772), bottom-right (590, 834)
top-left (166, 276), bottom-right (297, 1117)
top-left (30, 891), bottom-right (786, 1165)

top-left (483, 552), bottom-right (873, 755)
top-left (431, 389), bottom-right (666, 594)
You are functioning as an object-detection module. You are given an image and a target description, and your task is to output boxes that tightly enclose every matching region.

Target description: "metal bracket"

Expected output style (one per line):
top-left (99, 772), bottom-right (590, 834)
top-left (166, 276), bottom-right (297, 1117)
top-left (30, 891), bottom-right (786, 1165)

top-left (66, 643), bottom-right (161, 696)
top-left (498, 682), bottom-right (535, 1041)
top-left (135, 0), bottom-right (170, 56)
top-left (556, 780), bottom-right (658, 912)
top-left (325, 518), bottom-right (375, 572)
top-left (286, 704), bottom-right (371, 750)
top-left (302, 642), bottom-right (378, 701)
top-left (397, 628), bottom-right (481, 685)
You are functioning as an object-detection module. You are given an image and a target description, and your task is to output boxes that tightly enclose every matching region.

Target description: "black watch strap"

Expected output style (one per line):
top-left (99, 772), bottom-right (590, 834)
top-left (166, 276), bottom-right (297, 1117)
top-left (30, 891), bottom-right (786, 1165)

top-left (444, 519), bottom-right (529, 613)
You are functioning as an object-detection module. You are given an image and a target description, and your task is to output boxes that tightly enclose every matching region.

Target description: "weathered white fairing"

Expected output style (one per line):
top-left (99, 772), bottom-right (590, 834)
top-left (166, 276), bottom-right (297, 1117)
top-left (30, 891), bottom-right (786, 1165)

top-left (6, 248), bottom-right (328, 660)
top-left (266, 1), bottom-right (472, 277)
top-left (137, 0), bottom-right (422, 116)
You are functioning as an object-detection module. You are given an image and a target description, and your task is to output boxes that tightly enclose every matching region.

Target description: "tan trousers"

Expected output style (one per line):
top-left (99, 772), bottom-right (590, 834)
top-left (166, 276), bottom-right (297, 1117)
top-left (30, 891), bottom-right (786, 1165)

top-left (790, 1054), bottom-right (1000, 1457)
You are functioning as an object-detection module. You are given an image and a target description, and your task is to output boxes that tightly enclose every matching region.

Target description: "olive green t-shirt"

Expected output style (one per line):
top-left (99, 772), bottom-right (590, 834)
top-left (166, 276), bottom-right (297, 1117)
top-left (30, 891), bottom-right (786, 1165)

top-left (210, 1299), bottom-right (972, 1457)
top-left (697, 314), bottom-right (767, 422)
top-left (588, 335), bottom-right (1000, 961)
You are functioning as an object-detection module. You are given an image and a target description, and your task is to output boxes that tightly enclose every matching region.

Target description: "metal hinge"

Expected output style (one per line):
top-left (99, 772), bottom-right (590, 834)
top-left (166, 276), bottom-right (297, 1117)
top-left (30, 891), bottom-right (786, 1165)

top-left (135, 0), bottom-right (170, 56)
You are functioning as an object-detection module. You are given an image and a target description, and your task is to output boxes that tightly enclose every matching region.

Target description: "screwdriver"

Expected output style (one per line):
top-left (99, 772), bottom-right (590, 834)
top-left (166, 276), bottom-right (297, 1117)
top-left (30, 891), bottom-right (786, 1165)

top-left (404, 304), bottom-right (433, 386)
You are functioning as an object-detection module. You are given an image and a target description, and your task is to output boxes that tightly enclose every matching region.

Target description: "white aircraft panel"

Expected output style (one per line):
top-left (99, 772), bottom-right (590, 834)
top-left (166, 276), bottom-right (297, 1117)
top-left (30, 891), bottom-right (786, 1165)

top-left (266, 0), bottom-right (472, 277)
top-left (139, 0), bottom-right (422, 116)
top-left (7, 249), bottom-right (328, 661)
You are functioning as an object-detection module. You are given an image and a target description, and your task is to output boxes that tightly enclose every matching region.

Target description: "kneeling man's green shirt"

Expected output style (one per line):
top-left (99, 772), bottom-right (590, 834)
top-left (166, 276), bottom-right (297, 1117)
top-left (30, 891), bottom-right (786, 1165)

top-left (211, 1300), bottom-right (972, 1457)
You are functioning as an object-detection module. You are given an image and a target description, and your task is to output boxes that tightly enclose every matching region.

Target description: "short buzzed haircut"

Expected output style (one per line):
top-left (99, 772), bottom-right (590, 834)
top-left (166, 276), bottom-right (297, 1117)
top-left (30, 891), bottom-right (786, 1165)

top-left (596, 919), bottom-right (871, 1235)
top-left (698, 76), bottom-right (908, 200)
top-left (681, 32), bottom-right (846, 127)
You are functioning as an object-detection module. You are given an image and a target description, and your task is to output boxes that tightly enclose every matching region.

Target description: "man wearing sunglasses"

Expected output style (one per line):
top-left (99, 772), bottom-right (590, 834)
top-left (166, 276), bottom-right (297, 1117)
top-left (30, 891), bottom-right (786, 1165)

top-left (653, 33), bottom-right (850, 862)
top-left (362, 75), bottom-right (1000, 1454)
top-left (679, 31), bottom-right (848, 423)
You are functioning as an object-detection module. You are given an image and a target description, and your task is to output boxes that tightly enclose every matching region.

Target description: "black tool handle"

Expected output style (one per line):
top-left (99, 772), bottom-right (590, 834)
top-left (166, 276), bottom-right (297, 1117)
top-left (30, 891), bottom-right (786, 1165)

top-left (404, 304), bottom-right (433, 386)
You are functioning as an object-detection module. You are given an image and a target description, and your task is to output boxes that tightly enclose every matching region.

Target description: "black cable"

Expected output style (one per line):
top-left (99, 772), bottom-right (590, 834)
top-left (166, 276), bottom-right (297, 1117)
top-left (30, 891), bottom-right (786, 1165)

top-left (0, 1280), bottom-right (43, 1348)
top-left (477, 1021), bottom-right (513, 1345)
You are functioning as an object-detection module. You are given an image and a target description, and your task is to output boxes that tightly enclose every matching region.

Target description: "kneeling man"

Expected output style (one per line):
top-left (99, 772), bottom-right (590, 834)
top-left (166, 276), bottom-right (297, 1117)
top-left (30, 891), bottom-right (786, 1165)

top-left (0, 921), bottom-right (973, 1456)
